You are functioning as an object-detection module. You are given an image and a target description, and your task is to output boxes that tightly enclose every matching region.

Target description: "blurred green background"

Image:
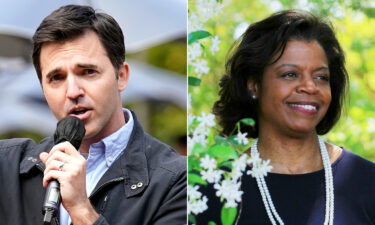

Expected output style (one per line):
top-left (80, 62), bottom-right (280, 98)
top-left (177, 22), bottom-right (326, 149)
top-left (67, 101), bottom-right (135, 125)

top-left (189, 0), bottom-right (375, 161)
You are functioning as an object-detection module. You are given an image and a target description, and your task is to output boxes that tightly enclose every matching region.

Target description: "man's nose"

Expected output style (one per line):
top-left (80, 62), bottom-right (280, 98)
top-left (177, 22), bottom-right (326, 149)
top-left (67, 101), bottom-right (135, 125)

top-left (66, 76), bottom-right (84, 100)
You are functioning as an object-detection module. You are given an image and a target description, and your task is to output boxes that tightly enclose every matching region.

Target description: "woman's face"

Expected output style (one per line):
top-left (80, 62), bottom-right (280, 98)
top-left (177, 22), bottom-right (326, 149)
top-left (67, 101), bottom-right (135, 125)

top-left (253, 40), bottom-right (331, 137)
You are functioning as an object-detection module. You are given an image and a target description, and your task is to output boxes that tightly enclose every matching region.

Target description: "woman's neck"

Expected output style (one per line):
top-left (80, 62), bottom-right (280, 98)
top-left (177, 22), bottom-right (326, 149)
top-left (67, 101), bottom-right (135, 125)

top-left (257, 129), bottom-right (323, 174)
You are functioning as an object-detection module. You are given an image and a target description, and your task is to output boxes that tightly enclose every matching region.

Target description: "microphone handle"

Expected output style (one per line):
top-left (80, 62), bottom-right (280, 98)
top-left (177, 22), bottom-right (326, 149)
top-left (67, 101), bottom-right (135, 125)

top-left (43, 179), bottom-right (61, 224)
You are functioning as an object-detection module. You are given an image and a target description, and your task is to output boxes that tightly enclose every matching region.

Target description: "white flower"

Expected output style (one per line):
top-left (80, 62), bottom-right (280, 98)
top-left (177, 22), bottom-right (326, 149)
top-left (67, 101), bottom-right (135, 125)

top-left (214, 179), bottom-right (243, 208)
top-left (197, 112), bottom-right (216, 128)
top-left (189, 42), bottom-right (202, 61)
top-left (247, 151), bottom-right (261, 165)
top-left (235, 132), bottom-right (249, 145)
top-left (233, 22), bottom-right (249, 40)
top-left (247, 159), bottom-right (273, 178)
top-left (195, 0), bottom-right (224, 22)
top-left (191, 131), bottom-right (208, 146)
top-left (192, 59), bottom-right (210, 77)
top-left (233, 154), bottom-right (248, 172)
top-left (201, 169), bottom-right (223, 183)
top-left (189, 196), bottom-right (208, 215)
top-left (210, 36), bottom-right (221, 54)
top-left (188, 13), bottom-right (204, 32)
top-left (188, 185), bottom-right (208, 215)
top-left (188, 185), bottom-right (202, 200)
top-left (231, 154), bottom-right (249, 180)
top-left (200, 154), bottom-right (217, 170)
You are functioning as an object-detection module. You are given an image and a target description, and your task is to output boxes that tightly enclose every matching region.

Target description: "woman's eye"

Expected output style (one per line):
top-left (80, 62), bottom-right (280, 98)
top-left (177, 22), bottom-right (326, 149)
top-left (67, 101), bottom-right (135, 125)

top-left (316, 74), bottom-right (330, 82)
top-left (281, 72), bottom-right (297, 78)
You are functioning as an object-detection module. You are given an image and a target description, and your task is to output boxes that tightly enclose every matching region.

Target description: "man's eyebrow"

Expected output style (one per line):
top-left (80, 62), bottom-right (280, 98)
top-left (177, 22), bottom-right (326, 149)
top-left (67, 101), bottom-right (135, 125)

top-left (77, 63), bottom-right (99, 70)
top-left (45, 68), bottom-right (61, 80)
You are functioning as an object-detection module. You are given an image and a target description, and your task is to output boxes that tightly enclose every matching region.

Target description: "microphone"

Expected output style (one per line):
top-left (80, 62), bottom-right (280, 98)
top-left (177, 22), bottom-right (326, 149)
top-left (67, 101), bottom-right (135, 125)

top-left (42, 116), bottom-right (85, 224)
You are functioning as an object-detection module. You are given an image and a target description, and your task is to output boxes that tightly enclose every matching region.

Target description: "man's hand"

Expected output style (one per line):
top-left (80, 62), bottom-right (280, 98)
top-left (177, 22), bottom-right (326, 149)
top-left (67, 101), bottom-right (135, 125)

top-left (40, 141), bottom-right (99, 225)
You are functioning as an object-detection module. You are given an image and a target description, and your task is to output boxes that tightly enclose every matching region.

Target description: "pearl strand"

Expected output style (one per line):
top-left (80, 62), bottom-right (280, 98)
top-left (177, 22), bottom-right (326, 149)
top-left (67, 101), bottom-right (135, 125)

top-left (250, 137), bottom-right (334, 225)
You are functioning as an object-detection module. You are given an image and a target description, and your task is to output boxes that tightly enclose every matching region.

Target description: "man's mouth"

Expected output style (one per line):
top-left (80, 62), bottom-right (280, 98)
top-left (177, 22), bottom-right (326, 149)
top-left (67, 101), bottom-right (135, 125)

top-left (71, 109), bottom-right (88, 115)
top-left (68, 107), bottom-right (92, 120)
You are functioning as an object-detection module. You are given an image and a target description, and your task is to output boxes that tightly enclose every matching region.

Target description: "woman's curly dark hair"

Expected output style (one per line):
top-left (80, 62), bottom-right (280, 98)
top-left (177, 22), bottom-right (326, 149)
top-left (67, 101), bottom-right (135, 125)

top-left (213, 9), bottom-right (348, 138)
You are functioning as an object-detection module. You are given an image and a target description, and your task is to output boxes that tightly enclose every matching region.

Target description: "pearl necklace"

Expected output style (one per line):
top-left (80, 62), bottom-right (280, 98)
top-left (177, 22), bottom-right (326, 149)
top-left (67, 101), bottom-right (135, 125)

top-left (250, 137), bottom-right (334, 225)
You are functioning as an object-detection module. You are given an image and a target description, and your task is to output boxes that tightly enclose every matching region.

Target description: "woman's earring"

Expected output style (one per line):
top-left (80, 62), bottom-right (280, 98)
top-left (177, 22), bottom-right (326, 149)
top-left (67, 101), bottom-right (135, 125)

top-left (249, 89), bottom-right (257, 99)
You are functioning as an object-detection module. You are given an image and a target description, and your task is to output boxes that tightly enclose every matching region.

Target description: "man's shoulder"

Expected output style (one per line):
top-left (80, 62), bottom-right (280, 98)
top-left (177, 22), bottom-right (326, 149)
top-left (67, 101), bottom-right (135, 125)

top-left (0, 137), bottom-right (53, 161)
top-left (142, 133), bottom-right (186, 173)
top-left (0, 138), bottom-right (36, 152)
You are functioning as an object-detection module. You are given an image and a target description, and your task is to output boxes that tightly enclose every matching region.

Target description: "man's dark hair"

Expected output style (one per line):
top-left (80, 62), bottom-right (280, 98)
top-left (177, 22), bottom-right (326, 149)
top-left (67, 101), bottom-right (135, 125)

top-left (213, 9), bottom-right (348, 138)
top-left (32, 4), bottom-right (125, 82)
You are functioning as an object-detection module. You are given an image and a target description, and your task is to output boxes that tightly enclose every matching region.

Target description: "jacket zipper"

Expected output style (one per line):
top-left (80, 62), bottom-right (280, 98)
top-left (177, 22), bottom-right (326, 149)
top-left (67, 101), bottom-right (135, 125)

top-left (89, 177), bottom-right (125, 199)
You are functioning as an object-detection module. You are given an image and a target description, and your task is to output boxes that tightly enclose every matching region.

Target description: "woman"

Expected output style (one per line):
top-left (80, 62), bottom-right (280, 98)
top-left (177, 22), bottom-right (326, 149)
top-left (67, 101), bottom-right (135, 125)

top-left (196, 10), bottom-right (375, 225)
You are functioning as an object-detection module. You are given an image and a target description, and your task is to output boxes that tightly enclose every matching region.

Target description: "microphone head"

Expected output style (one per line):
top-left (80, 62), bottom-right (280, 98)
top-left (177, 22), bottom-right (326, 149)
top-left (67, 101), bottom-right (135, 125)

top-left (53, 116), bottom-right (86, 149)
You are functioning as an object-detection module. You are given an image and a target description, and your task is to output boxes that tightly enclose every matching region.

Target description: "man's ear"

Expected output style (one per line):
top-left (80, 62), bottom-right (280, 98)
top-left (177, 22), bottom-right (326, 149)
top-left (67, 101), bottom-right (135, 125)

top-left (247, 78), bottom-right (258, 99)
top-left (117, 62), bottom-right (130, 92)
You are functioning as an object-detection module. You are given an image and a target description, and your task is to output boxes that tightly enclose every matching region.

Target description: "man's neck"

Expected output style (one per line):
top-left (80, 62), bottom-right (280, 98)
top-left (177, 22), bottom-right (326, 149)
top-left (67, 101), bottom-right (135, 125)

top-left (79, 108), bottom-right (126, 153)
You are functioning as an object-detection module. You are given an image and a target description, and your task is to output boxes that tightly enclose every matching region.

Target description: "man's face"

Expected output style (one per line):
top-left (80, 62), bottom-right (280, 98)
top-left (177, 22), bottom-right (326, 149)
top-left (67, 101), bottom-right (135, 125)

top-left (40, 30), bottom-right (129, 143)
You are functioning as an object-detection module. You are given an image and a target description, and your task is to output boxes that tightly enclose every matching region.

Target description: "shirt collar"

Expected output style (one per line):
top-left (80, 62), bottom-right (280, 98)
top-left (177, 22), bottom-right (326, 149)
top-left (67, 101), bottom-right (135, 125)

top-left (87, 108), bottom-right (134, 171)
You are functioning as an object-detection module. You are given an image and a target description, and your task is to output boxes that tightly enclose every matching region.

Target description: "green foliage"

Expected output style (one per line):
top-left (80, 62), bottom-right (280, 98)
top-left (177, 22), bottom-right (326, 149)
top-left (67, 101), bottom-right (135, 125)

top-left (221, 207), bottom-right (237, 225)
top-left (189, 76), bottom-right (202, 86)
top-left (190, 0), bottom-right (375, 161)
top-left (189, 30), bottom-right (212, 44)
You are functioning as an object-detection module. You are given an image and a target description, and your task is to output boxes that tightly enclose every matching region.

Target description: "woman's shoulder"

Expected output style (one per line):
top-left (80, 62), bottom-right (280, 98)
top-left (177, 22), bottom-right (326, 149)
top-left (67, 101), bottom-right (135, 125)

top-left (337, 147), bottom-right (375, 171)
top-left (334, 147), bottom-right (375, 189)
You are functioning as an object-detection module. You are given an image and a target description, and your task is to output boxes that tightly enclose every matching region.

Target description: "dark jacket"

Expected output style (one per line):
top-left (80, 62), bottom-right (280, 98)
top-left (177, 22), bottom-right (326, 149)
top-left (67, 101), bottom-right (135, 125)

top-left (0, 113), bottom-right (187, 225)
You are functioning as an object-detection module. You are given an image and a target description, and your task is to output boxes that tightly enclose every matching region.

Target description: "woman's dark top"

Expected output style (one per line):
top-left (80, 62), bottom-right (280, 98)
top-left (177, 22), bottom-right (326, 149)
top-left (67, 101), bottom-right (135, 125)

top-left (195, 148), bottom-right (375, 225)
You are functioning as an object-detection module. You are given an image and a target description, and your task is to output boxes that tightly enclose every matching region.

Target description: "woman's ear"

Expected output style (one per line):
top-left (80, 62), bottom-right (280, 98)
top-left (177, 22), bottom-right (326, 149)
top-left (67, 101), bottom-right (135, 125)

top-left (247, 79), bottom-right (258, 99)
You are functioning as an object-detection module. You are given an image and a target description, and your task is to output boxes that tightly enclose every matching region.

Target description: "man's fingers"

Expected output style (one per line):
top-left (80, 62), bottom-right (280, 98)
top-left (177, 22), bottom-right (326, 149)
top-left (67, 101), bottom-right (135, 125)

top-left (58, 141), bottom-right (80, 156)
top-left (43, 170), bottom-right (64, 187)
top-left (39, 152), bottom-right (49, 163)
top-left (45, 150), bottom-right (72, 166)
top-left (44, 159), bottom-right (66, 174)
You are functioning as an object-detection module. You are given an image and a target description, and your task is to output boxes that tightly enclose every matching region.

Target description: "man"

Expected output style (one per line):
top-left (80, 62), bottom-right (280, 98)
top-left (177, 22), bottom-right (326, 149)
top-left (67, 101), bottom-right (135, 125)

top-left (0, 5), bottom-right (186, 225)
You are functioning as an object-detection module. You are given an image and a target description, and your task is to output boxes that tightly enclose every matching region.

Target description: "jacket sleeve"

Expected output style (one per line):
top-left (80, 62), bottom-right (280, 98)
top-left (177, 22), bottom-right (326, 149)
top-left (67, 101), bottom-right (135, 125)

top-left (92, 215), bottom-right (110, 225)
top-left (152, 164), bottom-right (187, 225)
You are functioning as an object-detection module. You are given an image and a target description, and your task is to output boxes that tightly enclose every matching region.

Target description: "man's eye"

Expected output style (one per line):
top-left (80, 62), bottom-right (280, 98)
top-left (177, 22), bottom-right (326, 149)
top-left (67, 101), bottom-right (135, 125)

top-left (50, 74), bottom-right (63, 82)
top-left (83, 69), bottom-right (97, 75)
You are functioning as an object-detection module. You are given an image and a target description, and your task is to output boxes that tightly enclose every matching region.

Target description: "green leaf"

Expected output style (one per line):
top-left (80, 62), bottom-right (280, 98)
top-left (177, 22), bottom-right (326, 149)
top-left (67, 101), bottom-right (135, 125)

top-left (218, 160), bottom-right (233, 169)
top-left (188, 173), bottom-right (207, 185)
top-left (240, 118), bottom-right (255, 126)
top-left (208, 145), bottom-right (238, 162)
top-left (188, 30), bottom-right (212, 44)
top-left (189, 76), bottom-right (202, 86)
top-left (208, 221), bottom-right (217, 225)
top-left (188, 156), bottom-right (200, 171)
top-left (191, 143), bottom-right (205, 156)
top-left (221, 207), bottom-right (237, 225)
top-left (188, 214), bottom-right (197, 224)
top-left (214, 136), bottom-right (230, 145)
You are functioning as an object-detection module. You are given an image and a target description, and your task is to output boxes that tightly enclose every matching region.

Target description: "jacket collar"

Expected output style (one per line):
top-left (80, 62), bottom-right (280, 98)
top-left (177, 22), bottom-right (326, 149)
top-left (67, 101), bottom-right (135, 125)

top-left (20, 111), bottom-right (149, 198)
top-left (91, 111), bottom-right (149, 198)
top-left (19, 137), bottom-right (53, 174)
